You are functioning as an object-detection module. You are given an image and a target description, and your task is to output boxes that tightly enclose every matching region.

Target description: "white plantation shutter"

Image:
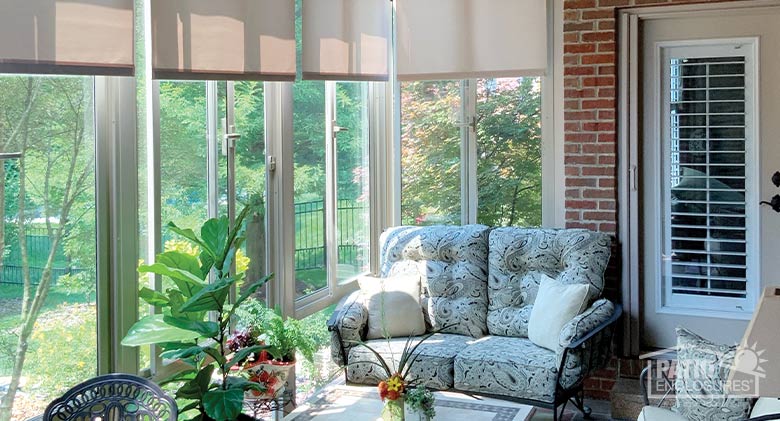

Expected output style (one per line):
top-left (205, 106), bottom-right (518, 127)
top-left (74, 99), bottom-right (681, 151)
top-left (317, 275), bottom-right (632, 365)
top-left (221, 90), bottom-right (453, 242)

top-left (151, 0), bottom-right (296, 81)
top-left (302, 0), bottom-right (390, 81)
top-left (0, 0), bottom-right (134, 76)
top-left (662, 43), bottom-right (758, 309)
top-left (395, 0), bottom-right (547, 81)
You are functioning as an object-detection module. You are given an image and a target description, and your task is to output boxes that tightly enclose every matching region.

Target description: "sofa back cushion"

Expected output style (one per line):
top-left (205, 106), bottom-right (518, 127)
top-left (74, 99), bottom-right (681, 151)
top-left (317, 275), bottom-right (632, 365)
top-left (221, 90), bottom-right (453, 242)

top-left (379, 225), bottom-right (490, 338)
top-left (487, 228), bottom-right (611, 338)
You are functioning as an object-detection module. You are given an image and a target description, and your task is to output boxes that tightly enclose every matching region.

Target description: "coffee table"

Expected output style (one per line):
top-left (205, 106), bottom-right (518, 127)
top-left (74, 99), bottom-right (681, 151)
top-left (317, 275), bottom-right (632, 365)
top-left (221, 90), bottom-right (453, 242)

top-left (284, 384), bottom-right (536, 421)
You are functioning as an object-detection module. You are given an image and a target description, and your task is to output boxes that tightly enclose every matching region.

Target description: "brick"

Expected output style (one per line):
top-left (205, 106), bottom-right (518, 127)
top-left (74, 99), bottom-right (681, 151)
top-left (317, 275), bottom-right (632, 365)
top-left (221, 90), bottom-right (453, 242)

top-left (582, 53), bottom-right (614, 65)
top-left (565, 166), bottom-right (581, 176)
top-left (584, 211), bottom-right (616, 221)
top-left (599, 222), bottom-right (617, 232)
top-left (582, 31), bottom-right (614, 43)
top-left (599, 178), bottom-right (617, 188)
top-left (567, 221), bottom-right (598, 230)
top-left (564, 144), bottom-right (581, 154)
top-left (566, 211), bottom-right (581, 220)
top-left (598, 132), bottom-right (617, 143)
top-left (598, 109), bottom-right (616, 120)
top-left (565, 88), bottom-right (597, 99)
top-left (583, 143), bottom-right (615, 154)
top-left (564, 32), bottom-right (579, 43)
top-left (566, 199), bottom-right (598, 209)
top-left (565, 155), bottom-right (597, 166)
top-left (582, 166), bottom-right (613, 176)
top-left (564, 76), bottom-right (581, 88)
top-left (598, 0), bottom-right (630, 6)
top-left (599, 154), bottom-right (616, 165)
top-left (598, 64), bottom-right (617, 75)
top-left (598, 20), bottom-right (616, 30)
top-left (564, 43), bottom-right (597, 54)
top-left (583, 188), bottom-right (615, 199)
top-left (566, 176), bottom-right (598, 187)
top-left (564, 99), bottom-right (581, 110)
top-left (564, 10), bottom-right (580, 21)
top-left (566, 190), bottom-right (582, 200)
top-left (564, 110), bottom-right (596, 120)
top-left (583, 76), bottom-right (615, 87)
top-left (563, 54), bottom-right (580, 65)
top-left (599, 199), bottom-right (617, 209)
top-left (582, 99), bottom-right (615, 109)
top-left (564, 0), bottom-right (597, 9)
top-left (582, 9), bottom-right (614, 19)
top-left (564, 122), bottom-right (581, 131)
top-left (582, 121), bottom-right (615, 131)
top-left (598, 42), bottom-right (616, 52)
top-left (564, 22), bottom-right (596, 32)
top-left (599, 87), bottom-right (616, 98)
top-left (565, 133), bottom-right (597, 143)
top-left (565, 65), bottom-right (596, 76)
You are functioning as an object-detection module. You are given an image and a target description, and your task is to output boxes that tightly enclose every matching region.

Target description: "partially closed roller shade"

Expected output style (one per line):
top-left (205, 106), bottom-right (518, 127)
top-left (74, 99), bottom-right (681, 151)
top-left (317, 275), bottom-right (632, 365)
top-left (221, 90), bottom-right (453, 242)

top-left (396, 0), bottom-right (547, 81)
top-left (0, 0), bottom-right (134, 76)
top-left (302, 0), bottom-right (390, 81)
top-left (151, 0), bottom-right (296, 81)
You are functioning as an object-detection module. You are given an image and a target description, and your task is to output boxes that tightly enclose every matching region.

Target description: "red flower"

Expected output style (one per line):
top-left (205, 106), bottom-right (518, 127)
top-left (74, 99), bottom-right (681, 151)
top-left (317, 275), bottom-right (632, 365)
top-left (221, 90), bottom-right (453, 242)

top-left (386, 390), bottom-right (400, 401)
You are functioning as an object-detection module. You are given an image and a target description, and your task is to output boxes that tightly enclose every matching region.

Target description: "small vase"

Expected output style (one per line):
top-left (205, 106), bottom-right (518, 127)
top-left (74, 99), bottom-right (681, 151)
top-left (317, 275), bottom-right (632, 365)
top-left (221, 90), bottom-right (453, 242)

top-left (382, 398), bottom-right (405, 421)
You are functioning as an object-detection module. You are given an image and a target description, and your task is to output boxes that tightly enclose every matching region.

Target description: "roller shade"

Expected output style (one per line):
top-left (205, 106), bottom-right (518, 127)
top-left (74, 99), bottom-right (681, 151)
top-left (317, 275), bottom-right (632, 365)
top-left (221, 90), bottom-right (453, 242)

top-left (0, 0), bottom-right (134, 76)
top-left (151, 0), bottom-right (296, 81)
top-left (302, 0), bottom-right (390, 81)
top-left (396, 0), bottom-right (547, 81)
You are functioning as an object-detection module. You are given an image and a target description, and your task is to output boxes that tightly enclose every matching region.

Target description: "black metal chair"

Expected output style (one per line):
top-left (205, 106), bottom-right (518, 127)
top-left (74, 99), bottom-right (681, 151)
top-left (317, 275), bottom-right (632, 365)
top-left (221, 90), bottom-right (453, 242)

top-left (43, 373), bottom-right (177, 421)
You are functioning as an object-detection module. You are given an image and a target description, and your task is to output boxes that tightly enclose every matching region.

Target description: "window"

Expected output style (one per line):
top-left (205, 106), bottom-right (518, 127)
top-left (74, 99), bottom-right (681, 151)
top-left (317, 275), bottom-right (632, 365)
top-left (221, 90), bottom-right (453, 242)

top-left (401, 78), bottom-right (543, 226)
top-left (660, 42), bottom-right (758, 312)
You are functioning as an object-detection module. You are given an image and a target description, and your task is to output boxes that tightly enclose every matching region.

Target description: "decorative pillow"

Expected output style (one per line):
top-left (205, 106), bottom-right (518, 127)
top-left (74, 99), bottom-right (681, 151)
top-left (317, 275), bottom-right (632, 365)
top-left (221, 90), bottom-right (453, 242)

top-left (750, 398), bottom-right (780, 418)
top-left (673, 327), bottom-right (752, 421)
top-left (528, 275), bottom-right (589, 351)
top-left (358, 275), bottom-right (426, 340)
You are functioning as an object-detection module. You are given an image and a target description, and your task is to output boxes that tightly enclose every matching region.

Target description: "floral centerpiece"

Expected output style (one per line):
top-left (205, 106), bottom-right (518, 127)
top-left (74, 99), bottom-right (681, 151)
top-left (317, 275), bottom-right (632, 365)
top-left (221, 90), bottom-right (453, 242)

top-left (406, 385), bottom-right (436, 421)
top-left (354, 330), bottom-right (444, 421)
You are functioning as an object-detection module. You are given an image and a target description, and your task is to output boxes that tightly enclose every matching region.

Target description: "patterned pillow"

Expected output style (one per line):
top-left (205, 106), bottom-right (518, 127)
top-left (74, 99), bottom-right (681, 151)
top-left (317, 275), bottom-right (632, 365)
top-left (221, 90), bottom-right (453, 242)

top-left (673, 327), bottom-right (752, 421)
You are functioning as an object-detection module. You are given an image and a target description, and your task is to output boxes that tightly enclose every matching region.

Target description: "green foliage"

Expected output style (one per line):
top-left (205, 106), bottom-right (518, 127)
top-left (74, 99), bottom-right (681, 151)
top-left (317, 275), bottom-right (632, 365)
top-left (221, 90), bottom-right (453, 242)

top-left (405, 385), bottom-right (436, 419)
top-left (233, 299), bottom-right (317, 364)
top-left (122, 206), bottom-right (272, 421)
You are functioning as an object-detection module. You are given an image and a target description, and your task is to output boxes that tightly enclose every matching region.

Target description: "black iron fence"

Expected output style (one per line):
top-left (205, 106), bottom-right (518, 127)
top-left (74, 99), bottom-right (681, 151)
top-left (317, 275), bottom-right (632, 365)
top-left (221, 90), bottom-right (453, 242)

top-left (0, 200), bottom-right (369, 286)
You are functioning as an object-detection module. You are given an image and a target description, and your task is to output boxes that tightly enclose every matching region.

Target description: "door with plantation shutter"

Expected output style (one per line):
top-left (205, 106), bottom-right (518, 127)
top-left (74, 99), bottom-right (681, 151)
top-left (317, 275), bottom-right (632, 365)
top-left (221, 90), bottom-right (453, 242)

top-left (640, 8), bottom-right (780, 349)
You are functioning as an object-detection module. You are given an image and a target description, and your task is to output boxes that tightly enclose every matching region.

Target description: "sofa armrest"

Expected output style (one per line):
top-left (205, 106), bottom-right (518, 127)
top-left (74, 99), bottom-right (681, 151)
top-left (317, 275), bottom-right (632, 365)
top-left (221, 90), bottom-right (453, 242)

top-left (328, 290), bottom-right (368, 366)
top-left (556, 300), bottom-right (622, 390)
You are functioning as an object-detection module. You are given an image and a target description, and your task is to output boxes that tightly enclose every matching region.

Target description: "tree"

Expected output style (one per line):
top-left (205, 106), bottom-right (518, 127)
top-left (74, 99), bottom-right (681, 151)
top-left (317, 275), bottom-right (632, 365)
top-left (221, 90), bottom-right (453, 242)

top-left (0, 76), bottom-right (96, 421)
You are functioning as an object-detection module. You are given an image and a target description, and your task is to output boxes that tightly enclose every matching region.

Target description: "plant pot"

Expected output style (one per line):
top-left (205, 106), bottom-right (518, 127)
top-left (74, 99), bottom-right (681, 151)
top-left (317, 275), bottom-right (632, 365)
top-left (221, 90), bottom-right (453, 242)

top-left (381, 398), bottom-right (405, 421)
top-left (244, 359), bottom-right (294, 400)
top-left (405, 406), bottom-right (432, 421)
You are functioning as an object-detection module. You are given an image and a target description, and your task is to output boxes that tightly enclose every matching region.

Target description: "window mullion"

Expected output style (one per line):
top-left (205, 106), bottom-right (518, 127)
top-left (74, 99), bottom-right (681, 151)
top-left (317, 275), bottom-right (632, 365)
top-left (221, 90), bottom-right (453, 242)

top-left (461, 79), bottom-right (478, 225)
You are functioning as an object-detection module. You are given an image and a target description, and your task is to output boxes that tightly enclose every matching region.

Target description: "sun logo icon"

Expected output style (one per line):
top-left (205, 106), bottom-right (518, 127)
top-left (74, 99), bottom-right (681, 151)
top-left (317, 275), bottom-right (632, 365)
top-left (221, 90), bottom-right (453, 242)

top-left (732, 342), bottom-right (768, 379)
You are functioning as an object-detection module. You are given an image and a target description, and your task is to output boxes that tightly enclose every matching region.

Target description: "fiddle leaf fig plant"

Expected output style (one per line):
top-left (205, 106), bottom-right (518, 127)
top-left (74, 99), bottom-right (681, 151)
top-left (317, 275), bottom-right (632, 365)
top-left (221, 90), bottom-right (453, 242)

top-left (122, 205), bottom-right (271, 421)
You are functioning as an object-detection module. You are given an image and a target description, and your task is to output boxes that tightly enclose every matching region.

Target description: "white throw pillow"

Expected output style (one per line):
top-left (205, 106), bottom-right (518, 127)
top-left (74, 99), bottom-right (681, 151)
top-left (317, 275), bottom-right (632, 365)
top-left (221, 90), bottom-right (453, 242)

top-left (751, 398), bottom-right (780, 418)
top-left (528, 274), bottom-right (589, 351)
top-left (359, 275), bottom-right (426, 340)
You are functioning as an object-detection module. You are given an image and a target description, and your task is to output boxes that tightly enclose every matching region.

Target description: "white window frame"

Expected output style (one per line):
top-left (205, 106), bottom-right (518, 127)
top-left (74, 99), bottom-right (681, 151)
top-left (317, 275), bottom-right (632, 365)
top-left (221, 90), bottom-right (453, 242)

top-left (652, 38), bottom-right (760, 317)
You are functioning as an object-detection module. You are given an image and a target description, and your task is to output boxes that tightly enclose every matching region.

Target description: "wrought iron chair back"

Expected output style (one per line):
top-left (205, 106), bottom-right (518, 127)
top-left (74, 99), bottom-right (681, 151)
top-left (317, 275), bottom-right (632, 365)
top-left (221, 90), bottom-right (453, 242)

top-left (43, 373), bottom-right (177, 421)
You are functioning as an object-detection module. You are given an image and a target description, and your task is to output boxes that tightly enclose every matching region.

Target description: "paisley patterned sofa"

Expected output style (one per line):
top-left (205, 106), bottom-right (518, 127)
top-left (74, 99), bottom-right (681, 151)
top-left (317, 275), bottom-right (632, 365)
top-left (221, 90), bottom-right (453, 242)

top-left (328, 225), bottom-right (622, 420)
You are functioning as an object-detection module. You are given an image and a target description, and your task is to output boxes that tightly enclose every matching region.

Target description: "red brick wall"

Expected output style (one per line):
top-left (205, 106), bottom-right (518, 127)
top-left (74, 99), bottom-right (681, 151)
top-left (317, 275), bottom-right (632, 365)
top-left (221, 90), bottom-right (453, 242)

top-left (562, 0), bottom-right (743, 398)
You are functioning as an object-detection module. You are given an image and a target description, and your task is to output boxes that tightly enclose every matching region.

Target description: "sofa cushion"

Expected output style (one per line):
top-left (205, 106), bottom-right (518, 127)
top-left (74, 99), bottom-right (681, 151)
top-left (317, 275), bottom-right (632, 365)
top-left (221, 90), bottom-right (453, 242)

top-left (528, 274), bottom-right (589, 351)
top-left (358, 275), bottom-right (426, 339)
top-left (486, 228), bottom-right (611, 338)
top-left (346, 334), bottom-right (474, 390)
top-left (454, 336), bottom-right (559, 403)
top-left (379, 225), bottom-right (490, 338)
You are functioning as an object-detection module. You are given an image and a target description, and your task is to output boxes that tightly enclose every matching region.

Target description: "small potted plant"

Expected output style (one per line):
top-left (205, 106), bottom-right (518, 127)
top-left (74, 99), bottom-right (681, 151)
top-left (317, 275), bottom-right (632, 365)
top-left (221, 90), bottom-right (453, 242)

top-left (234, 301), bottom-right (317, 402)
top-left (405, 385), bottom-right (435, 421)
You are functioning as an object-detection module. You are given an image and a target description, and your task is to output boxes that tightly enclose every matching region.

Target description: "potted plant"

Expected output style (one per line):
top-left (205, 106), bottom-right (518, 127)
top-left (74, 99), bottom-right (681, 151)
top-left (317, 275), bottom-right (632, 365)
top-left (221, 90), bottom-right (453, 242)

top-left (122, 206), bottom-right (271, 421)
top-left (405, 385), bottom-right (435, 421)
top-left (233, 301), bottom-right (318, 403)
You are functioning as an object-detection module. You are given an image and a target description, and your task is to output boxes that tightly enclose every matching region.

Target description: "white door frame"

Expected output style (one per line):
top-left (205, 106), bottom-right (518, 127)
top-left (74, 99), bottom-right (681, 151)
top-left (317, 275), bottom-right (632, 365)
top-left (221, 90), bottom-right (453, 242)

top-left (617, 0), bottom-right (780, 356)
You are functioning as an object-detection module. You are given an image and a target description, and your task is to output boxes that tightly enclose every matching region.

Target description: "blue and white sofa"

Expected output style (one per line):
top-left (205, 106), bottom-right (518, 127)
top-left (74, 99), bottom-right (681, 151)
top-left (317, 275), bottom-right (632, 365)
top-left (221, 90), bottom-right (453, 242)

top-left (328, 225), bottom-right (622, 420)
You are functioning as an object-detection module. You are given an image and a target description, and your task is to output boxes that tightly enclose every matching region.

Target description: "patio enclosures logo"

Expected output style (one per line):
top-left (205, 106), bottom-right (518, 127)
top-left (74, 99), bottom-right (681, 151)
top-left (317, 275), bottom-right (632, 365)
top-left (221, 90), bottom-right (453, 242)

top-left (641, 344), bottom-right (767, 399)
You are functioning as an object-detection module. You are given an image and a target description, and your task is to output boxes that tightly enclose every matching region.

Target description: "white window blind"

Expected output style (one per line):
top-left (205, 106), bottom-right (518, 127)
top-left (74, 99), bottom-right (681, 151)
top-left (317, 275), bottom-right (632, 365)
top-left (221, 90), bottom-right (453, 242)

top-left (0, 0), bottom-right (134, 76)
top-left (151, 0), bottom-right (296, 81)
top-left (662, 43), bottom-right (757, 310)
top-left (302, 0), bottom-right (390, 81)
top-left (395, 0), bottom-right (547, 81)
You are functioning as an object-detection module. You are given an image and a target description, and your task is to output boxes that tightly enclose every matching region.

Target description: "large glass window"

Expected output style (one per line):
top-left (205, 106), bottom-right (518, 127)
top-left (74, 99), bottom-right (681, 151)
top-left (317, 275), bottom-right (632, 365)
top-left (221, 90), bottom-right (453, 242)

top-left (401, 77), bottom-right (542, 227)
top-left (0, 75), bottom-right (97, 420)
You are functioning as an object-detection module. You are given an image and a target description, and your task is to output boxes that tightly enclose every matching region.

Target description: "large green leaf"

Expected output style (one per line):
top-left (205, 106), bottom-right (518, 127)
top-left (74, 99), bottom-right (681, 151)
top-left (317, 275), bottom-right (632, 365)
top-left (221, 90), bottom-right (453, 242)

top-left (139, 287), bottom-right (169, 306)
top-left (163, 315), bottom-right (219, 338)
top-left (139, 263), bottom-right (205, 297)
top-left (177, 365), bottom-right (214, 400)
top-left (201, 217), bottom-right (229, 267)
top-left (156, 251), bottom-right (204, 280)
top-left (202, 346), bottom-right (226, 366)
top-left (159, 345), bottom-right (206, 361)
top-left (225, 345), bottom-right (268, 369)
top-left (121, 315), bottom-right (201, 346)
top-left (179, 277), bottom-right (236, 313)
top-left (202, 388), bottom-right (244, 421)
top-left (167, 222), bottom-right (215, 258)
